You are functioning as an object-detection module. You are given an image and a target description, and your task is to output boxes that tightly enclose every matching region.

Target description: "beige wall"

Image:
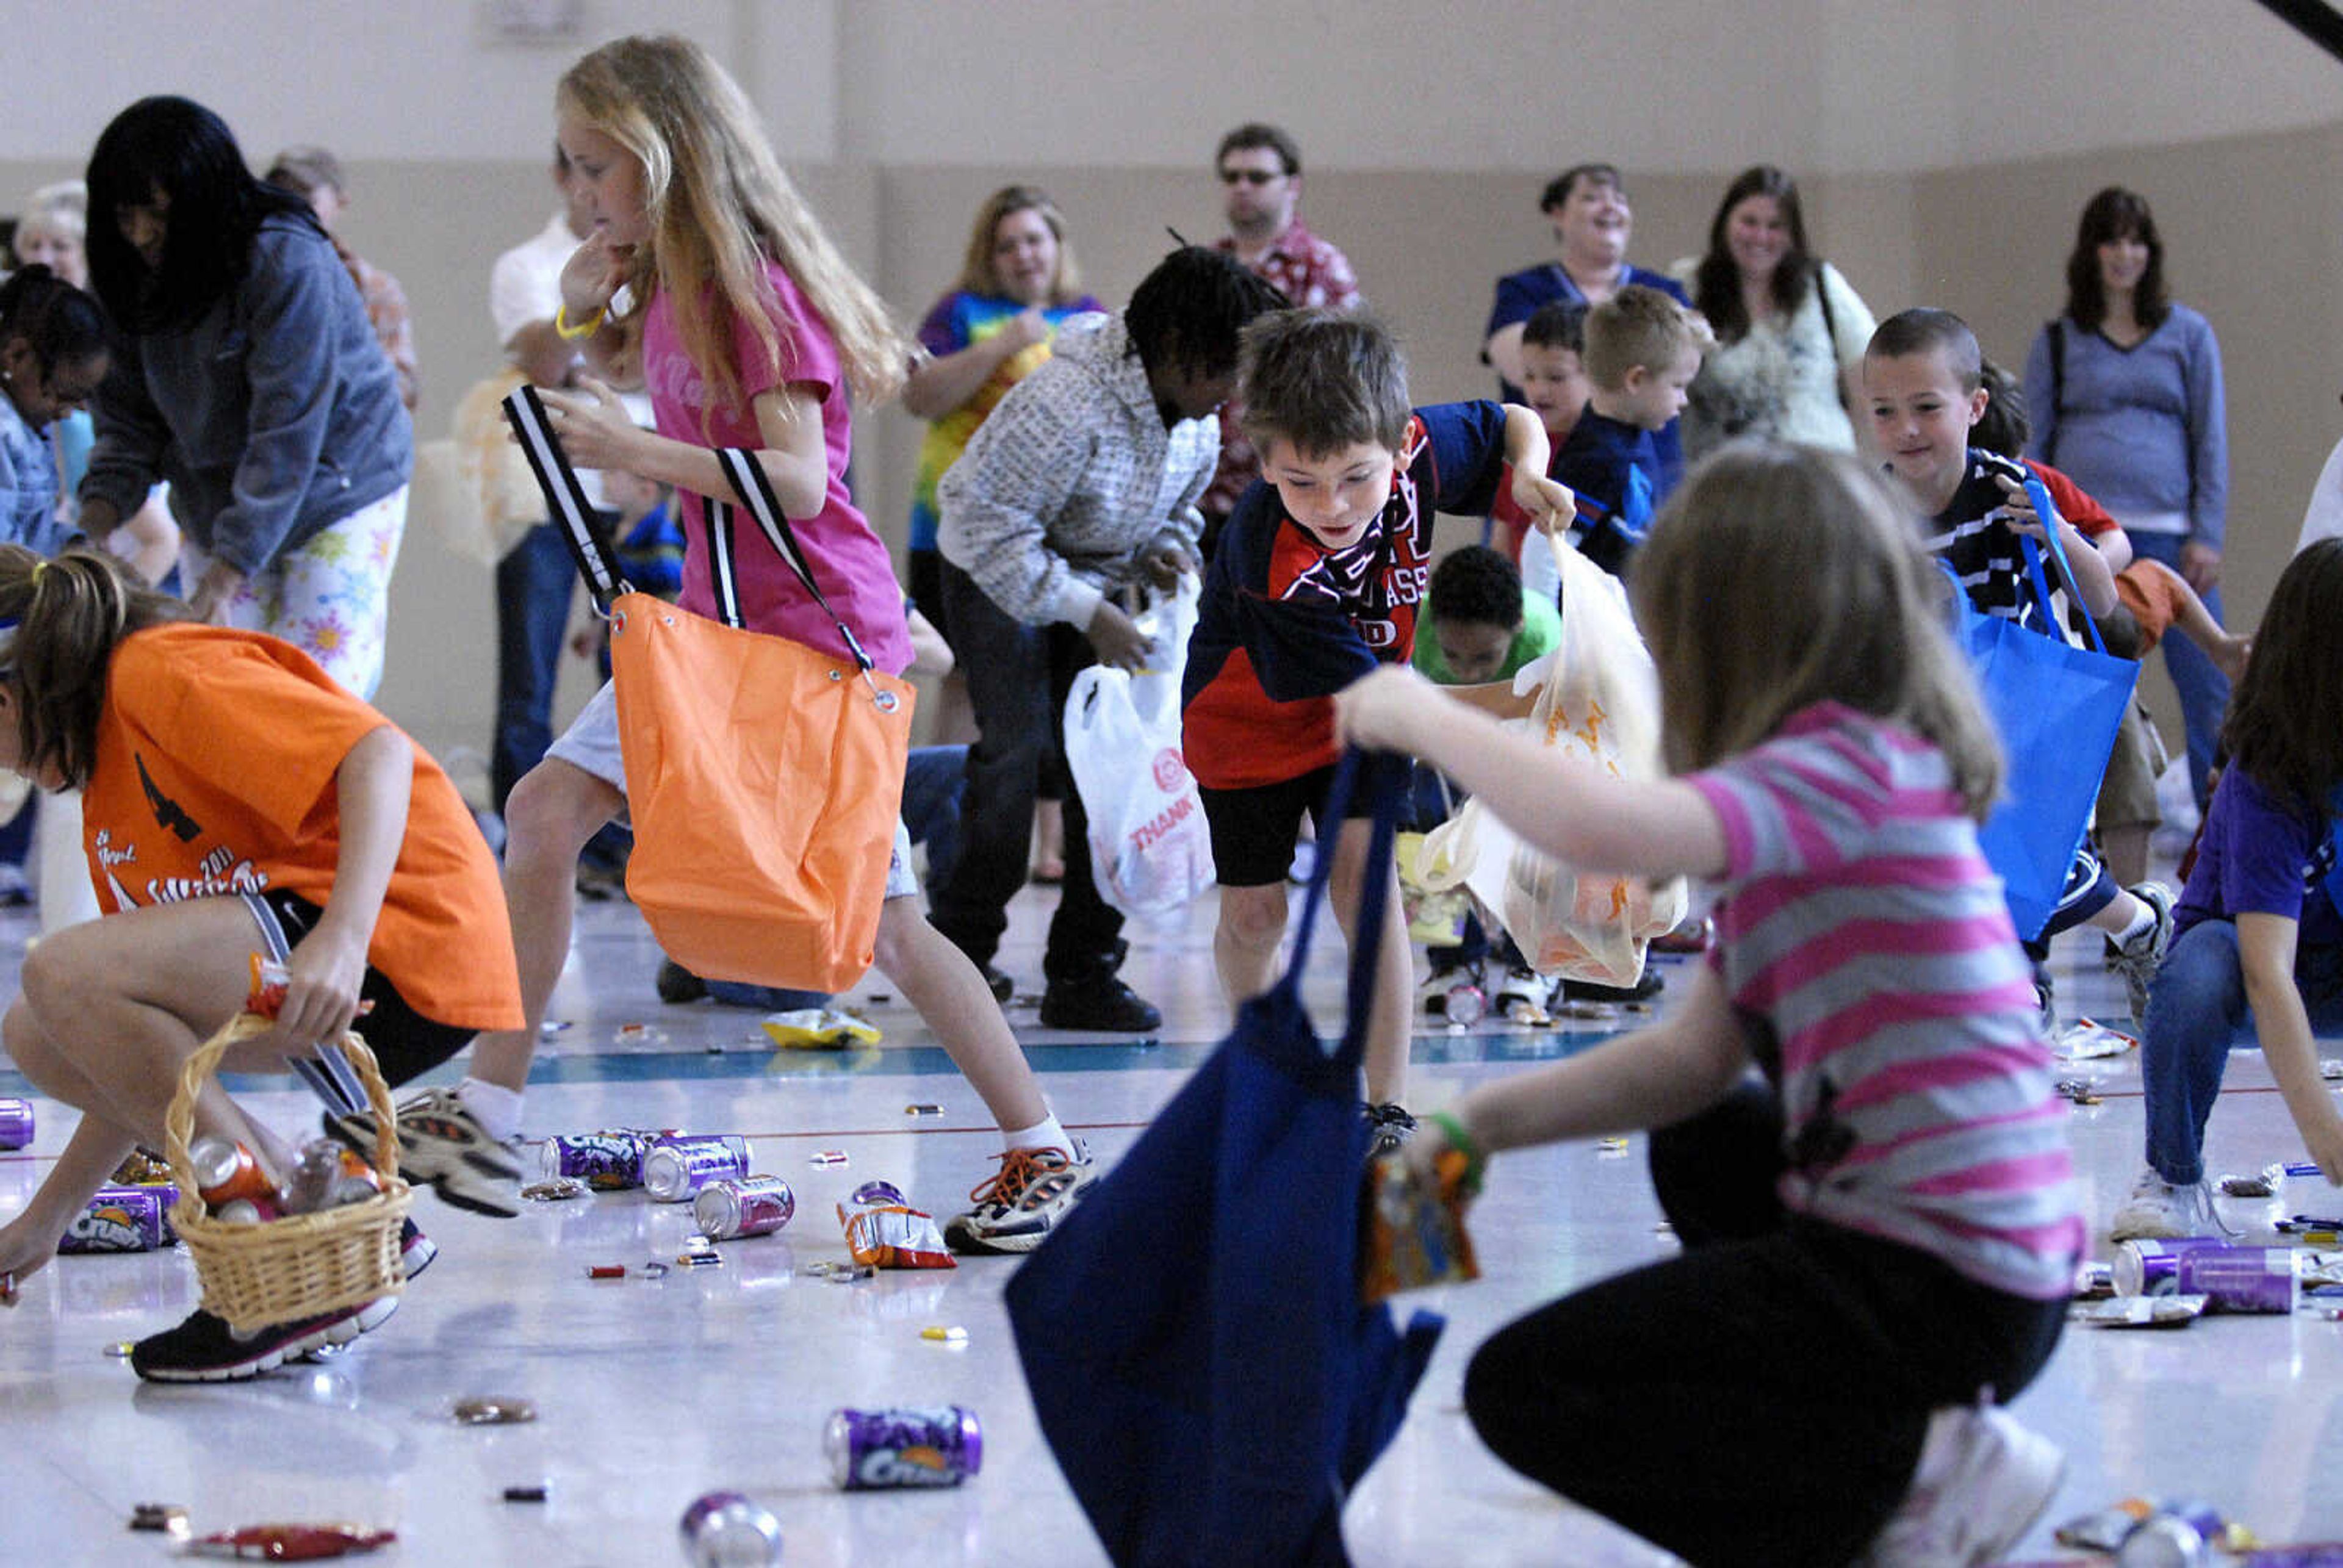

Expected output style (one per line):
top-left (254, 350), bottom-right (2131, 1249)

top-left (10, 2), bottom-right (2339, 771)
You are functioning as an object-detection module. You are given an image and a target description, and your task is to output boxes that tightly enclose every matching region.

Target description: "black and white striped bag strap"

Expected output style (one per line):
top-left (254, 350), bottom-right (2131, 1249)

top-left (709, 447), bottom-right (874, 674)
top-left (500, 384), bottom-right (628, 614)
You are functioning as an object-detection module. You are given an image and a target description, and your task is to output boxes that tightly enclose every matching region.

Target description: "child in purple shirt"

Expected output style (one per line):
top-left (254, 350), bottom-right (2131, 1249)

top-left (2112, 539), bottom-right (2343, 1239)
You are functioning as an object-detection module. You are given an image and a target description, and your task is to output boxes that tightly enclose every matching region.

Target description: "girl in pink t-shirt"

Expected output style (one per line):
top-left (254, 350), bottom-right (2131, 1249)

top-left (1337, 447), bottom-right (2078, 1566)
top-left (437, 35), bottom-right (1089, 1254)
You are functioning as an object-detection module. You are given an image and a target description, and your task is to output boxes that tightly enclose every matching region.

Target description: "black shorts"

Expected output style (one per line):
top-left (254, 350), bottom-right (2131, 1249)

top-left (1198, 764), bottom-right (1377, 888)
top-left (245, 890), bottom-right (475, 1089)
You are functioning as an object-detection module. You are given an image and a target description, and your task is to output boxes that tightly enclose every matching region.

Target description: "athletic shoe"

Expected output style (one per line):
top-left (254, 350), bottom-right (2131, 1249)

top-left (1495, 966), bottom-right (1553, 1025)
top-left (1650, 916), bottom-right (1713, 955)
top-left (943, 1143), bottom-right (1095, 1255)
top-left (1038, 976), bottom-right (1162, 1032)
top-left (2107, 1165), bottom-right (2229, 1242)
top-left (1560, 968), bottom-right (1665, 1006)
top-left (1366, 1102), bottom-right (1417, 1157)
top-left (295, 1220), bottom-right (430, 1364)
top-left (980, 963), bottom-right (1015, 1004)
top-left (2109, 882), bottom-right (2175, 1028)
top-left (132, 1296), bottom-right (400, 1383)
top-left (326, 1088), bottom-right (522, 1219)
top-left (1859, 1404), bottom-right (2065, 1567)
top-left (656, 958), bottom-right (709, 1004)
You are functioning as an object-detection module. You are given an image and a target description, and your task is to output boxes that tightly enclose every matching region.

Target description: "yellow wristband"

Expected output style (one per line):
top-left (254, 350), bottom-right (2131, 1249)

top-left (554, 303), bottom-right (606, 342)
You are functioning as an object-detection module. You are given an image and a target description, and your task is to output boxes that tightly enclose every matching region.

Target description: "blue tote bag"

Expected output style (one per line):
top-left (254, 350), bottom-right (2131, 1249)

top-left (1005, 751), bottom-right (1443, 1567)
top-left (1951, 478), bottom-right (2139, 940)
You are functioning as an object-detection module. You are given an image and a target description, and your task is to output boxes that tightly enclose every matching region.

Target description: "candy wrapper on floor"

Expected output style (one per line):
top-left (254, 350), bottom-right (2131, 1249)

top-left (760, 1007), bottom-right (880, 1049)
top-left (1360, 1148), bottom-right (1480, 1304)
top-left (1412, 544), bottom-right (1685, 985)
top-left (1062, 575), bottom-right (1215, 919)
top-left (838, 1181), bottom-right (954, 1270)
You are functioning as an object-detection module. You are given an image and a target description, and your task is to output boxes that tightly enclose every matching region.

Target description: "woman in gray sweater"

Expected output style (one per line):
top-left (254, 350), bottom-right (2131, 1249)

top-left (79, 96), bottom-right (411, 699)
top-left (2024, 187), bottom-right (2230, 810)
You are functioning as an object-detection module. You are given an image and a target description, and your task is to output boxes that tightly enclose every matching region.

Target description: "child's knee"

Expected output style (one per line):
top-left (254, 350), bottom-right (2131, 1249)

top-left (504, 762), bottom-right (618, 866)
top-left (1218, 887), bottom-right (1289, 950)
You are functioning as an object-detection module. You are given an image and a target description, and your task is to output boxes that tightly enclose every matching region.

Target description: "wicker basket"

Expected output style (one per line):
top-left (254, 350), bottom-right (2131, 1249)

top-left (164, 1013), bottom-right (413, 1335)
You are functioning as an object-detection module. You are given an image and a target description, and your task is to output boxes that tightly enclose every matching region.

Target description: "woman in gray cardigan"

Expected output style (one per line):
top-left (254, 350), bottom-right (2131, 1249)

top-left (80, 96), bottom-right (411, 699)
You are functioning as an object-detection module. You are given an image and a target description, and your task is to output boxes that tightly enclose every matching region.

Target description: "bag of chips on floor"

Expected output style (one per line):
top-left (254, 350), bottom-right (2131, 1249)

top-left (1413, 542), bottom-right (1685, 985)
top-left (838, 1181), bottom-right (954, 1270)
top-left (1063, 575), bottom-right (1215, 918)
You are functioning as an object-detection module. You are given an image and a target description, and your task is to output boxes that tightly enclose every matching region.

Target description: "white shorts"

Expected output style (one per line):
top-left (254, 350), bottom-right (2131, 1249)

top-left (546, 679), bottom-right (919, 901)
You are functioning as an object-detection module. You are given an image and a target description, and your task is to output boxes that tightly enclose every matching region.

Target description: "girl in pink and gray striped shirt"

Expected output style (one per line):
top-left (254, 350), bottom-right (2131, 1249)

top-left (1337, 442), bottom-right (2082, 1568)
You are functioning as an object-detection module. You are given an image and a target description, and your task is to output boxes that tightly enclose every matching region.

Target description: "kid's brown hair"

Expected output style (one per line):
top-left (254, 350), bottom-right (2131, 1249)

top-left (1582, 286), bottom-right (1711, 392)
top-left (1236, 307), bottom-right (1409, 459)
top-left (1629, 443), bottom-right (2003, 821)
top-left (0, 547), bottom-right (190, 789)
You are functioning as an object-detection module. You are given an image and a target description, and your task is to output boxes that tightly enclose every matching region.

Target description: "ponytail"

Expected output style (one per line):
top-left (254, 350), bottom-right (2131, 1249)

top-left (0, 546), bottom-right (188, 788)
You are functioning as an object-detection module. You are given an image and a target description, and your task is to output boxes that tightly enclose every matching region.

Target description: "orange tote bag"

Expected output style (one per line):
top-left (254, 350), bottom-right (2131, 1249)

top-left (504, 389), bottom-right (915, 990)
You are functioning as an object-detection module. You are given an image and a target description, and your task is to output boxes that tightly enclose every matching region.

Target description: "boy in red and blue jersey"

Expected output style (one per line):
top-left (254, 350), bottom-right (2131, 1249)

top-left (1182, 309), bottom-right (1571, 1128)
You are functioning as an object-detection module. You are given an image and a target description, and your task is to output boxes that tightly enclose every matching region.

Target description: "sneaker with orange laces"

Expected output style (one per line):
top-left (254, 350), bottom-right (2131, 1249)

top-left (943, 1142), bottom-right (1095, 1256)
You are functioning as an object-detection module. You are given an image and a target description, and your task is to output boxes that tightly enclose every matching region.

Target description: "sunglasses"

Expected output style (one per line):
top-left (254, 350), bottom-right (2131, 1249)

top-left (1220, 169), bottom-right (1283, 186)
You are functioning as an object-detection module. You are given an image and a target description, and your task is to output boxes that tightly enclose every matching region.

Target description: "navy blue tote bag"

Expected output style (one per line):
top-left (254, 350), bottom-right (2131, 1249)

top-left (1006, 750), bottom-right (1443, 1567)
top-left (1952, 477), bottom-right (2139, 940)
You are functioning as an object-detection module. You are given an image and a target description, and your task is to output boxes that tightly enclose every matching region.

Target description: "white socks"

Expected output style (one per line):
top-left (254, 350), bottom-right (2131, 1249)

top-left (1002, 1113), bottom-right (1073, 1160)
top-left (2109, 899), bottom-right (2156, 948)
top-left (457, 1077), bottom-right (524, 1143)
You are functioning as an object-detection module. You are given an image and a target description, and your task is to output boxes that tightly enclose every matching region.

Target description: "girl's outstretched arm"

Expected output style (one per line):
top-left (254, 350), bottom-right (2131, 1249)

top-left (2238, 912), bottom-right (2343, 1182)
top-left (539, 378), bottom-right (830, 523)
top-left (1419, 963), bottom-right (1747, 1168)
top-left (273, 725), bottom-right (411, 1051)
top-left (1337, 664), bottom-right (1729, 882)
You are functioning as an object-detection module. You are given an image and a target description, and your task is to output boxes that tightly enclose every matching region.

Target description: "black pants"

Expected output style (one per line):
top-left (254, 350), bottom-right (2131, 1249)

top-left (1463, 1081), bottom-right (2067, 1567)
top-left (926, 559), bottom-right (1123, 982)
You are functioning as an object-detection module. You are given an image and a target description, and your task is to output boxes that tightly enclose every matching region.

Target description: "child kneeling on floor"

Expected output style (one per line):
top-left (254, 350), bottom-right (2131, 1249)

top-left (0, 548), bottom-right (523, 1381)
top-left (1337, 444), bottom-right (2081, 1567)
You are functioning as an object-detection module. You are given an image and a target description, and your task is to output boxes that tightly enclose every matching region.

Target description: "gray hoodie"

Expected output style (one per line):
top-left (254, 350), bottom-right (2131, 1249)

top-left (81, 213), bottom-right (411, 575)
top-left (937, 312), bottom-right (1216, 628)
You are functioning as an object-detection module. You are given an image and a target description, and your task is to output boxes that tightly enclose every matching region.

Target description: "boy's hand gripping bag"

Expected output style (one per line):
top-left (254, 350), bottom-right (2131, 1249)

top-left (504, 387), bottom-right (913, 991)
top-left (1412, 542), bottom-right (1685, 984)
top-left (1951, 477), bottom-right (2139, 941)
top-left (1063, 575), bottom-right (1215, 918)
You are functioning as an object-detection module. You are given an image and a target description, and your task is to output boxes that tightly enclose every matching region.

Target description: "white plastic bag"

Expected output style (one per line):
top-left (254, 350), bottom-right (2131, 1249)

top-left (1413, 543), bottom-right (1685, 984)
top-left (1062, 576), bottom-right (1215, 918)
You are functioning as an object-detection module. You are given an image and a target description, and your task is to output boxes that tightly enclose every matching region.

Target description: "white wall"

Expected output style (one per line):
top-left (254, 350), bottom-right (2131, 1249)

top-left (7, 1), bottom-right (2334, 172)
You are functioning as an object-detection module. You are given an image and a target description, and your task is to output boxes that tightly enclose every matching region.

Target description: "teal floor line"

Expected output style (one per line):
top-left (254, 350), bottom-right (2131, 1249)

top-left (0, 1023), bottom-right (1622, 1099)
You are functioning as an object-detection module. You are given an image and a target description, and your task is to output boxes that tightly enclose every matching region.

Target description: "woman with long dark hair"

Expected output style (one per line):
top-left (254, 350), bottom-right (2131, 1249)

top-left (77, 96), bottom-right (411, 699)
top-left (1670, 165), bottom-right (1875, 461)
top-left (2023, 187), bottom-right (2230, 810)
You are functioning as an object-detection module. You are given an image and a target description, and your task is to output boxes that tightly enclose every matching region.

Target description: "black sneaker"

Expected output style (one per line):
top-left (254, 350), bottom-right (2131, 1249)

top-left (1038, 976), bottom-right (1162, 1032)
top-left (656, 958), bottom-right (709, 1005)
top-left (981, 963), bottom-right (1015, 1004)
top-left (1560, 969), bottom-right (1666, 1006)
top-left (1365, 1102), bottom-right (1417, 1158)
top-left (398, 1217), bottom-right (436, 1279)
top-left (132, 1297), bottom-right (398, 1383)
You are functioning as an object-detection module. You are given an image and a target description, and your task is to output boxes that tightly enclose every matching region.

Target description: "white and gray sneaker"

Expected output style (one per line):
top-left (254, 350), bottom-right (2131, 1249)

top-left (943, 1142), bottom-right (1095, 1256)
top-left (326, 1088), bottom-right (522, 1219)
top-left (2107, 1165), bottom-right (2230, 1242)
top-left (1859, 1403), bottom-right (2065, 1567)
top-left (2109, 882), bottom-right (2175, 1029)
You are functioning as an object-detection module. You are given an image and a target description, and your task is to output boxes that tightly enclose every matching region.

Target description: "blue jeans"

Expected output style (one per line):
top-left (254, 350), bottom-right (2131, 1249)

top-left (2128, 531), bottom-right (2230, 812)
top-left (927, 559), bottom-right (1123, 983)
top-left (492, 522), bottom-right (580, 811)
top-left (2140, 919), bottom-right (2343, 1183)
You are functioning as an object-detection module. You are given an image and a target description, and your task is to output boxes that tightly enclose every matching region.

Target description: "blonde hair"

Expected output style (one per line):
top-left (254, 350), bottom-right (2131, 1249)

top-left (1583, 284), bottom-right (1712, 391)
top-left (1629, 443), bottom-right (2003, 821)
top-left (954, 184), bottom-right (1083, 306)
top-left (557, 35), bottom-right (908, 428)
top-left (18, 181), bottom-right (87, 246)
top-left (0, 547), bottom-right (190, 790)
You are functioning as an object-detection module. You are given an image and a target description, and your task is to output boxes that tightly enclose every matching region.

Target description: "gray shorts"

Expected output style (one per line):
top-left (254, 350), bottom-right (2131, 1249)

top-left (547, 679), bottom-right (919, 901)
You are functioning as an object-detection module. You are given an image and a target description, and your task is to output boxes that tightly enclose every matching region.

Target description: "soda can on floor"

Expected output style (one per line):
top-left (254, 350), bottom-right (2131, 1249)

top-left (677, 1490), bottom-right (782, 1567)
top-left (540, 1132), bottom-right (648, 1190)
top-left (642, 1136), bottom-right (753, 1203)
top-left (825, 1405), bottom-right (983, 1490)
top-left (2111, 1237), bottom-right (2239, 1296)
top-left (0, 1096), bottom-right (32, 1151)
top-left (848, 1179), bottom-right (907, 1209)
top-left (693, 1176), bottom-right (796, 1240)
top-left (59, 1185), bottom-right (175, 1254)
top-left (2117, 1515), bottom-right (2215, 1568)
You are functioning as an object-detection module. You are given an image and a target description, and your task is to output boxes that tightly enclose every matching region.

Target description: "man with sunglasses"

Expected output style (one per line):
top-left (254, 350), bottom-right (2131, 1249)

top-left (1201, 124), bottom-right (1361, 555)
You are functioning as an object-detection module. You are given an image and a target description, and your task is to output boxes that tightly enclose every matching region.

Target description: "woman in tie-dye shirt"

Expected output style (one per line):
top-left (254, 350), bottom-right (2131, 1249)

top-left (901, 186), bottom-right (1100, 624)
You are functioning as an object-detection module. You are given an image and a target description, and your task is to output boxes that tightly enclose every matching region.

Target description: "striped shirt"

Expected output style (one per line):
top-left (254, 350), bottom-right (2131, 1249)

top-left (1686, 703), bottom-right (2084, 1301)
top-left (1917, 448), bottom-right (2089, 647)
